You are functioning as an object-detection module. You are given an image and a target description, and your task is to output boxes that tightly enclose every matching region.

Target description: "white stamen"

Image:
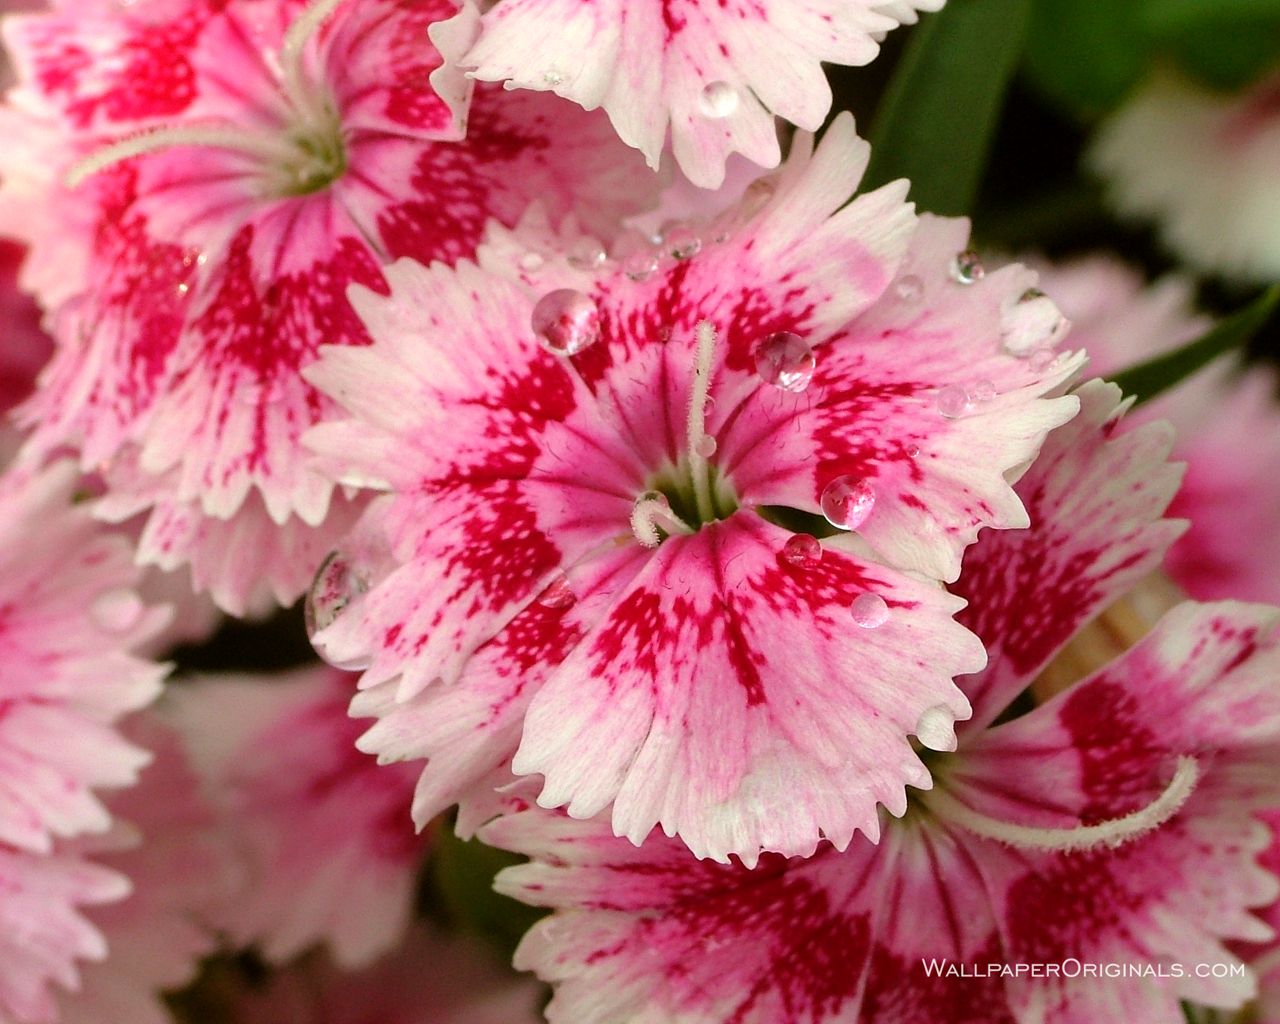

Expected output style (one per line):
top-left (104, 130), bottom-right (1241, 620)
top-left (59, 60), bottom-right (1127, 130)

top-left (930, 756), bottom-right (1199, 853)
top-left (687, 320), bottom-right (718, 524)
top-left (280, 0), bottom-right (348, 120)
top-left (630, 496), bottom-right (693, 548)
top-left (66, 124), bottom-right (297, 188)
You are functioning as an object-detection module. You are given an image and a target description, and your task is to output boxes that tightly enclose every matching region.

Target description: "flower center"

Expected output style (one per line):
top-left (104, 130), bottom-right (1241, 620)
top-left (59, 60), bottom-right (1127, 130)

top-left (630, 321), bottom-right (739, 547)
top-left (66, 0), bottom-right (350, 199)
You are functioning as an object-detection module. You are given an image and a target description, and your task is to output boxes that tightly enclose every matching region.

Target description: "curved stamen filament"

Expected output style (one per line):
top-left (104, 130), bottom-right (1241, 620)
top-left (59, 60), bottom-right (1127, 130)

top-left (929, 756), bottom-right (1199, 852)
top-left (280, 0), bottom-right (348, 121)
top-left (66, 124), bottom-right (299, 188)
top-left (687, 320), bottom-right (717, 525)
top-left (631, 496), bottom-right (694, 548)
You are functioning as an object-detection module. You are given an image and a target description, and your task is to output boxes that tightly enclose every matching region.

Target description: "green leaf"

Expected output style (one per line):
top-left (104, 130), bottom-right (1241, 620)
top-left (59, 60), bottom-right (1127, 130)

top-left (431, 826), bottom-right (545, 959)
top-left (1023, 0), bottom-right (1149, 119)
top-left (1111, 286), bottom-right (1280, 405)
top-left (864, 0), bottom-right (1033, 215)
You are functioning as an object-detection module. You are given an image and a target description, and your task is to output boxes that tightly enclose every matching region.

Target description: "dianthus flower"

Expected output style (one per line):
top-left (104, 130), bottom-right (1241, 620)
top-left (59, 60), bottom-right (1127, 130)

top-left (54, 714), bottom-right (234, 1024)
top-left (463, 0), bottom-right (940, 186)
top-left (1033, 254), bottom-right (1280, 605)
top-left (0, 0), bottom-right (656, 613)
top-left (306, 115), bottom-right (1083, 864)
top-left (0, 461), bottom-right (167, 1024)
top-left (226, 925), bottom-right (543, 1024)
top-left (481, 380), bottom-right (1280, 1024)
top-left (168, 664), bottom-right (423, 968)
top-left (1090, 68), bottom-right (1280, 284)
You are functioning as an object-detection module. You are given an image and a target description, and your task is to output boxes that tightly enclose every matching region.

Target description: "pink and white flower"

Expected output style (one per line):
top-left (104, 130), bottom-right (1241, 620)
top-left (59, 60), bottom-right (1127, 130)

top-left (1090, 68), bottom-right (1280, 284)
top-left (463, 0), bottom-right (940, 187)
top-left (482, 380), bottom-right (1280, 1024)
top-left (0, 460), bottom-right (167, 1023)
top-left (226, 924), bottom-right (542, 1024)
top-left (54, 714), bottom-right (234, 1024)
top-left (0, 0), bottom-right (657, 614)
top-left (306, 115), bottom-right (1083, 864)
top-left (1034, 255), bottom-right (1280, 605)
top-left (168, 663), bottom-right (424, 968)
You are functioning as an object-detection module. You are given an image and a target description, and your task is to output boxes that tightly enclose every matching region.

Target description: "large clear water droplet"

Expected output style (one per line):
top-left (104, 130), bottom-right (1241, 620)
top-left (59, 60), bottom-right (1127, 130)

top-left (820, 476), bottom-right (875, 530)
top-left (91, 588), bottom-right (144, 633)
top-left (850, 591), bottom-right (889, 629)
top-left (781, 534), bottom-right (822, 568)
top-left (754, 332), bottom-right (815, 392)
top-left (536, 573), bottom-right (576, 610)
top-left (695, 434), bottom-right (718, 458)
top-left (915, 704), bottom-right (957, 751)
top-left (622, 248), bottom-right (659, 281)
top-left (698, 81), bottom-right (739, 118)
top-left (531, 289), bottom-right (601, 356)
top-left (970, 379), bottom-right (997, 403)
top-left (305, 551), bottom-right (373, 671)
top-left (936, 384), bottom-right (971, 419)
top-left (950, 250), bottom-right (985, 285)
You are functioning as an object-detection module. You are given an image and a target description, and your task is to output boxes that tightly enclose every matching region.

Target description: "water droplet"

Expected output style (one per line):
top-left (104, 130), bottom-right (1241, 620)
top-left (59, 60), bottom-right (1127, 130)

top-left (781, 534), bottom-right (822, 567)
top-left (531, 289), bottom-right (601, 356)
top-left (754, 332), bottom-right (815, 392)
top-left (970, 379), bottom-right (997, 403)
top-left (950, 250), bottom-right (985, 285)
top-left (906, 444), bottom-right (920, 458)
top-left (697, 80), bottom-right (739, 118)
top-left (518, 251), bottom-right (545, 272)
top-left (936, 384), bottom-right (971, 419)
top-left (665, 225), bottom-right (702, 260)
top-left (915, 704), bottom-right (957, 751)
top-left (91, 588), bottom-right (143, 633)
top-left (622, 248), bottom-right (659, 281)
top-left (567, 237), bottom-right (606, 270)
top-left (1002, 289), bottom-right (1068, 356)
top-left (820, 476), bottom-right (876, 531)
top-left (695, 434), bottom-right (718, 458)
top-left (305, 551), bottom-right (374, 671)
top-left (635, 489), bottom-right (670, 510)
top-left (895, 274), bottom-right (924, 303)
top-left (536, 574), bottom-right (576, 609)
top-left (850, 592), bottom-right (889, 629)
top-left (176, 281), bottom-right (190, 295)
top-left (1029, 348), bottom-right (1057, 371)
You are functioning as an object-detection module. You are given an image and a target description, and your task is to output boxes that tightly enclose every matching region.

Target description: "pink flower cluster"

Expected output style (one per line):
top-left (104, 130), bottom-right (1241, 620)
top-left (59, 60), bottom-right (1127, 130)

top-left (0, 1), bottom-right (1277, 1023)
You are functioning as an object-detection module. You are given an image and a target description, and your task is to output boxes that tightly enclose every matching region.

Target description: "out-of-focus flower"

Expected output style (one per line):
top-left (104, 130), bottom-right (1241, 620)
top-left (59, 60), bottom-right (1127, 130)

top-left (462, 0), bottom-right (940, 187)
top-left (55, 714), bottom-right (235, 1024)
top-left (481, 381), bottom-right (1280, 1024)
top-left (226, 924), bottom-right (542, 1024)
top-left (0, 240), bottom-right (50, 422)
top-left (167, 664), bottom-right (424, 968)
top-left (1090, 67), bottom-right (1280, 284)
top-left (306, 114), bottom-right (1083, 865)
top-left (0, 0), bottom-right (657, 614)
top-left (0, 460), bottom-right (168, 1024)
top-left (1034, 255), bottom-right (1280, 605)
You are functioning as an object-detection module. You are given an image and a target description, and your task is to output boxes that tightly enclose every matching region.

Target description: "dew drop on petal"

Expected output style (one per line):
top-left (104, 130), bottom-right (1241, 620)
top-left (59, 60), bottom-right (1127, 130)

top-left (567, 237), bottom-right (607, 270)
top-left (305, 550), bottom-right (373, 671)
top-left (936, 384), bottom-right (971, 419)
top-left (754, 332), bottom-right (815, 392)
top-left (665, 225), bottom-right (702, 260)
top-left (970, 379), bottom-right (997, 403)
top-left (820, 476), bottom-right (876, 530)
top-left (781, 534), bottom-right (822, 567)
top-left (698, 81), bottom-right (739, 118)
top-left (850, 592), bottom-right (889, 629)
top-left (536, 574), bottom-right (576, 609)
top-left (895, 274), bottom-right (924, 303)
top-left (695, 434), bottom-right (718, 458)
top-left (906, 444), bottom-right (921, 458)
top-left (950, 250), bottom-right (985, 285)
top-left (915, 704), bottom-right (957, 751)
top-left (91, 588), bottom-right (144, 633)
top-left (531, 289), bottom-right (601, 356)
top-left (622, 248), bottom-right (659, 281)
top-left (635, 489), bottom-right (670, 510)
